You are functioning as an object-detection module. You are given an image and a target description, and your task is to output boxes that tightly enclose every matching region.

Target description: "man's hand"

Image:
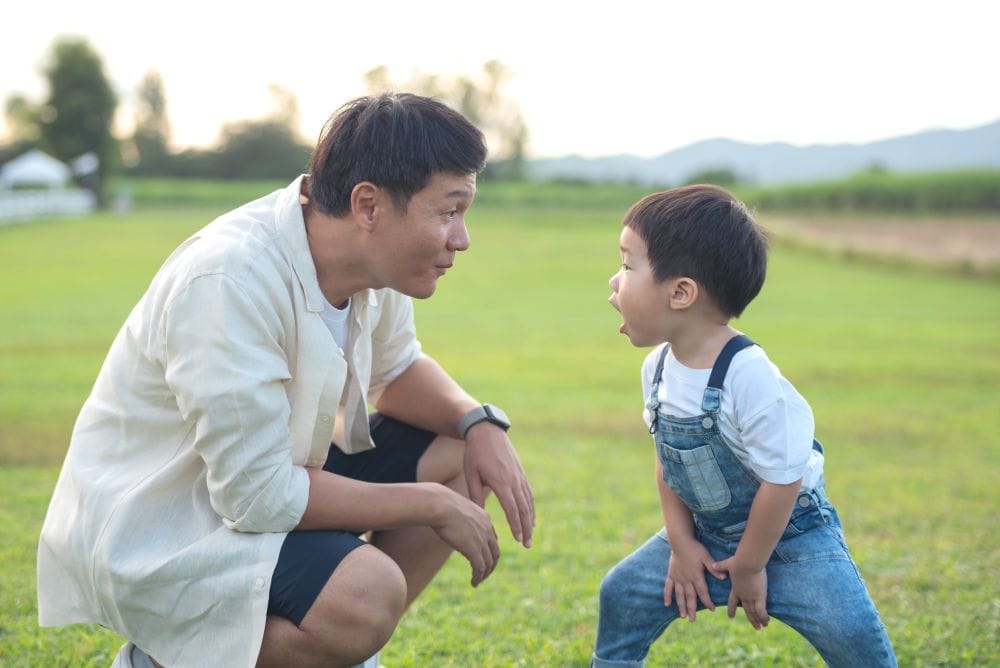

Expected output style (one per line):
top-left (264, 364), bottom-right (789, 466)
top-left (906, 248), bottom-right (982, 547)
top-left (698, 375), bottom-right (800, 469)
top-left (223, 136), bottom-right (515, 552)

top-left (463, 422), bottom-right (535, 548)
top-left (429, 484), bottom-right (500, 587)
top-left (665, 540), bottom-right (727, 622)
top-left (713, 557), bottom-right (769, 630)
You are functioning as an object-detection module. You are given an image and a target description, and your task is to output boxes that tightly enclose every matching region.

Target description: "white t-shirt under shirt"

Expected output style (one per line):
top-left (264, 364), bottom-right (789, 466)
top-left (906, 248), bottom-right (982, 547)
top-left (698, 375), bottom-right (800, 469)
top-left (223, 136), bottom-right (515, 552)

top-left (641, 342), bottom-right (824, 491)
top-left (320, 296), bottom-right (351, 351)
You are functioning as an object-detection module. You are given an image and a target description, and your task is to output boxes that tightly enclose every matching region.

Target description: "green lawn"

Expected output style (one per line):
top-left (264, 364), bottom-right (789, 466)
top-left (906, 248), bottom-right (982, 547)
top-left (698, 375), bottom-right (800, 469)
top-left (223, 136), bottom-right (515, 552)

top-left (1, 185), bottom-right (998, 666)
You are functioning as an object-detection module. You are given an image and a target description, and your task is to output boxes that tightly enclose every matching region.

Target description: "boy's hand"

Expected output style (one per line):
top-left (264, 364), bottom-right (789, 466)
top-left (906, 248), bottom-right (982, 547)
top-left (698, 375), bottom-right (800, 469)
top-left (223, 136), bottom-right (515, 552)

top-left (665, 541), bottom-right (727, 622)
top-left (713, 558), bottom-right (769, 630)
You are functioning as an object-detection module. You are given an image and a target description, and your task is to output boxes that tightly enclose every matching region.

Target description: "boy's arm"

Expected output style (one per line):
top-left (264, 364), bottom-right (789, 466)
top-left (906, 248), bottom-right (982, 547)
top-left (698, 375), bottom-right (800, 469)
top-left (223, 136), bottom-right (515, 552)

top-left (713, 479), bottom-right (801, 629)
top-left (658, 458), bottom-right (726, 621)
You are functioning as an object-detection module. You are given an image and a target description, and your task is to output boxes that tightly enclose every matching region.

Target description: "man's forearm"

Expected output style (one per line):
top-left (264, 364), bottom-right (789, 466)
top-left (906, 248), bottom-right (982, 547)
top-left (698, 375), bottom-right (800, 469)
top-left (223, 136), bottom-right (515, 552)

top-left (296, 469), bottom-right (447, 531)
top-left (732, 479), bottom-right (801, 572)
top-left (375, 355), bottom-right (479, 438)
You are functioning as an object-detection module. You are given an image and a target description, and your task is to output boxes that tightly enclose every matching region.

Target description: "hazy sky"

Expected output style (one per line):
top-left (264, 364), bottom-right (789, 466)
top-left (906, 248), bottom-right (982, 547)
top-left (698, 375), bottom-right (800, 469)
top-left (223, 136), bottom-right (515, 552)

top-left (2, 0), bottom-right (997, 158)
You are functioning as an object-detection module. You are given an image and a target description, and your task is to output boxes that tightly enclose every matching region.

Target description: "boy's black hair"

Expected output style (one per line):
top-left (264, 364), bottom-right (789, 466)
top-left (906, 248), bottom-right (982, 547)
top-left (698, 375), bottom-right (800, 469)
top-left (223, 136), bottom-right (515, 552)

top-left (308, 93), bottom-right (487, 216)
top-left (623, 184), bottom-right (768, 318)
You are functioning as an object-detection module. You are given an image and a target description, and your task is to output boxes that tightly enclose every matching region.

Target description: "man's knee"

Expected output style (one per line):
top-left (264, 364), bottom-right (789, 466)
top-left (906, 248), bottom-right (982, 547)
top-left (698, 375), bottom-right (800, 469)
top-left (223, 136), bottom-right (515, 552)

top-left (301, 546), bottom-right (407, 663)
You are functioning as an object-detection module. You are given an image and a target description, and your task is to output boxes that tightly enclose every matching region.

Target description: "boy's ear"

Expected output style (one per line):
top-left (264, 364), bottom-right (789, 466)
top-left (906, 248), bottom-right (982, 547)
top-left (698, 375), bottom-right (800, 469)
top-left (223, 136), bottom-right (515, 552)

top-left (349, 181), bottom-right (380, 231)
top-left (667, 277), bottom-right (698, 310)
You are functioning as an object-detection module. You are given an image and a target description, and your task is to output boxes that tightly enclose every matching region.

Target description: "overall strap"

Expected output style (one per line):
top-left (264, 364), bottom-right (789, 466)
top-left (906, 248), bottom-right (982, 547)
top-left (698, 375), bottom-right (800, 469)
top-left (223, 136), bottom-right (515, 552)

top-left (646, 343), bottom-right (671, 433)
top-left (702, 334), bottom-right (757, 413)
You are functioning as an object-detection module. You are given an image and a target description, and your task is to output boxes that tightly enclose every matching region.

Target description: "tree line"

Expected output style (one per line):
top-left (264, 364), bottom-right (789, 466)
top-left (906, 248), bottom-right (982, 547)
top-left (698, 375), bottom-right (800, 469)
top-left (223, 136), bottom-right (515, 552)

top-left (2, 37), bottom-right (529, 206)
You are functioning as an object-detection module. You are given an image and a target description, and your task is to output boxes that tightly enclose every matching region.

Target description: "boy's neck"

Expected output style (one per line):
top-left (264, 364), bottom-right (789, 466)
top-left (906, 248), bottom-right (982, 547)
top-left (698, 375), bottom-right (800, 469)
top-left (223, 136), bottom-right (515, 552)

top-left (668, 321), bottom-right (741, 369)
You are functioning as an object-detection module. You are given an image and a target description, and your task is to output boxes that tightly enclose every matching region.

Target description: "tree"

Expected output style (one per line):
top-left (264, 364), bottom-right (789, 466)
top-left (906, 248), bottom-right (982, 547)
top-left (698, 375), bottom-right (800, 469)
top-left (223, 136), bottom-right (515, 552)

top-left (684, 166), bottom-right (743, 187)
top-left (129, 70), bottom-right (172, 175)
top-left (38, 37), bottom-right (118, 204)
top-left (1, 94), bottom-right (41, 162)
top-left (212, 85), bottom-right (311, 179)
top-left (363, 60), bottom-right (530, 179)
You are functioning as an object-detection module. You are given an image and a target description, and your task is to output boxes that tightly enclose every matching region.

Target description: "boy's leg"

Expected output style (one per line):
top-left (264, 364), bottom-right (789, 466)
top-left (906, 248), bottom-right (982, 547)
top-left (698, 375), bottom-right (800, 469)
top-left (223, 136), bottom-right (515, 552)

top-left (765, 522), bottom-right (897, 668)
top-left (592, 530), bottom-right (730, 666)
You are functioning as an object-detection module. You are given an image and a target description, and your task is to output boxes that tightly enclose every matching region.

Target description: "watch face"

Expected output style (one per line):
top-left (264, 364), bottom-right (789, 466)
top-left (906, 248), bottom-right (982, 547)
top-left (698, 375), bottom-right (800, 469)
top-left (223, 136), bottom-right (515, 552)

top-left (484, 404), bottom-right (510, 429)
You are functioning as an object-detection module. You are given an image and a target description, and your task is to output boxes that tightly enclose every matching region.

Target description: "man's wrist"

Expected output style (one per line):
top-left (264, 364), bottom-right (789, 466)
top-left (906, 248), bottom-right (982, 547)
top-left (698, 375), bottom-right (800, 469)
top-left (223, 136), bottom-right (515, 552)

top-left (457, 403), bottom-right (511, 440)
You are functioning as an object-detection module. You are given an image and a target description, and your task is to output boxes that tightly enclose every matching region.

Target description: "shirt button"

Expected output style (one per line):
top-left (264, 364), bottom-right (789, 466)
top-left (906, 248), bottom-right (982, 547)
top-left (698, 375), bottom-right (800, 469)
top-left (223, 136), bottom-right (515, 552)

top-left (702, 417), bottom-right (714, 429)
top-left (254, 577), bottom-right (266, 590)
top-left (319, 414), bottom-right (330, 423)
top-left (798, 496), bottom-right (811, 508)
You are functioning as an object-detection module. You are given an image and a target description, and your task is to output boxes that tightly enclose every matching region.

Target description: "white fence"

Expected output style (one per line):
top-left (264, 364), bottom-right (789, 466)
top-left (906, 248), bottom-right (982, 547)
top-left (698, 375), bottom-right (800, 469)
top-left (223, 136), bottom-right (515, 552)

top-left (0, 189), bottom-right (96, 224)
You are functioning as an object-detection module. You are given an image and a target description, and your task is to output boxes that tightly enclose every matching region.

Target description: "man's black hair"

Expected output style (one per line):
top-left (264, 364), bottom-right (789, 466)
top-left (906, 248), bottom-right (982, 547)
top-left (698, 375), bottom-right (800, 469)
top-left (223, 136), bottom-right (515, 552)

top-left (308, 93), bottom-right (487, 216)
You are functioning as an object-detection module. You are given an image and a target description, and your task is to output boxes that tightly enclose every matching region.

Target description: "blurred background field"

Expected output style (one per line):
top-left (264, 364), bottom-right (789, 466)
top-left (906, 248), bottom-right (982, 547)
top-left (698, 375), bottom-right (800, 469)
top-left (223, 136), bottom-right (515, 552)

top-left (1, 177), bottom-right (997, 666)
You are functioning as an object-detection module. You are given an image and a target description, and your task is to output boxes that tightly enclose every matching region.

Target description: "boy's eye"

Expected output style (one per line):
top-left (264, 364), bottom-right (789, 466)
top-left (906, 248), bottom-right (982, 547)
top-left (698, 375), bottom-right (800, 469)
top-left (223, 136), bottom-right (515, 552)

top-left (620, 263), bottom-right (631, 271)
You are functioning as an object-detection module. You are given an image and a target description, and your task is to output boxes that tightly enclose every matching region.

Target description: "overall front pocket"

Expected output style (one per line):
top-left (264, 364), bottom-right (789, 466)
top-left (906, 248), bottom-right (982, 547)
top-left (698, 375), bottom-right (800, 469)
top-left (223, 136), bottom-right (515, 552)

top-left (657, 441), bottom-right (732, 511)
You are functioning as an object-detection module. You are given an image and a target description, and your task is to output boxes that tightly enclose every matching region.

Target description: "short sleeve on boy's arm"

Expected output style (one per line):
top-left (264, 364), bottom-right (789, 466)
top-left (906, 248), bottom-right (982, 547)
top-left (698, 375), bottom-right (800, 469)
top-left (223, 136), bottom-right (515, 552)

top-left (739, 394), bottom-right (815, 485)
top-left (728, 350), bottom-right (816, 485)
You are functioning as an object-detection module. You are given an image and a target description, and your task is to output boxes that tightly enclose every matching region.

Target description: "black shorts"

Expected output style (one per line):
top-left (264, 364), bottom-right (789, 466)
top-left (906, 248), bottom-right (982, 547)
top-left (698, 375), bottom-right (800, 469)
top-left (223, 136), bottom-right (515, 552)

top-left (267, 413), bottom-right (436, 625)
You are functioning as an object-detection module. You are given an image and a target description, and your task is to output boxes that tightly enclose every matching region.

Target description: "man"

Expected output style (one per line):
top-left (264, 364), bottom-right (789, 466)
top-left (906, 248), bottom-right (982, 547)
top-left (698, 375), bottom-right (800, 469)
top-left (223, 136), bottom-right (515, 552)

top-left (38, 93), bottom-right (535, 667)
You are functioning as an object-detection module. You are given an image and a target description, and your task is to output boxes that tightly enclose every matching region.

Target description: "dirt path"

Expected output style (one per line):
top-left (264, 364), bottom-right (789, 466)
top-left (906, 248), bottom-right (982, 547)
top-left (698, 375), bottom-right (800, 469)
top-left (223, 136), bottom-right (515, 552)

top-left (761, 214), bottom-right (1000, 273)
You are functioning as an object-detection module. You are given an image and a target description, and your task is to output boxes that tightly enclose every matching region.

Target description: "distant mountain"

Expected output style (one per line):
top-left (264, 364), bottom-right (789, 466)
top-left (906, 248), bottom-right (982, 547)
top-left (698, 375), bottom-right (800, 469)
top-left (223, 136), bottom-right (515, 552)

top-left (527, 120), bottom-right (1000, 186)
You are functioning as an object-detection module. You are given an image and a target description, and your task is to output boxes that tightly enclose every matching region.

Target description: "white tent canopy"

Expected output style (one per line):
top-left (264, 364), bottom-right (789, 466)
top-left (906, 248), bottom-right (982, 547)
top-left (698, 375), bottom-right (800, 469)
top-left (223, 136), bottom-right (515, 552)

top-left (0, 149), bottom-right (73, 189)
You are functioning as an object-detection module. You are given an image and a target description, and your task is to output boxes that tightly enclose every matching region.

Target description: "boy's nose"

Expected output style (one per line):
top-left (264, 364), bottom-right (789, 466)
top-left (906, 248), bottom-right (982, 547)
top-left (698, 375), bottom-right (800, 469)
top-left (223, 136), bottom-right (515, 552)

top-left (609, 272), bottom-right (620, 292)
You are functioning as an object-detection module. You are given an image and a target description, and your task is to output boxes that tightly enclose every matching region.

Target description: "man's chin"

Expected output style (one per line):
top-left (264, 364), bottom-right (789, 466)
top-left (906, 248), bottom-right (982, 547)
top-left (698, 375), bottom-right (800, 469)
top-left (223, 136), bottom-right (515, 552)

top-left (399, 280), bottom-right (438, 300)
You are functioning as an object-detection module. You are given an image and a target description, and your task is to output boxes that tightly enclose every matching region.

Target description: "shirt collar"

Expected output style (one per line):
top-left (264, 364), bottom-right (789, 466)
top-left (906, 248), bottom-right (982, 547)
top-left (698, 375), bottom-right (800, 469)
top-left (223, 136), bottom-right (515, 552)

top-left (274, 175), bottom-right (380, 314)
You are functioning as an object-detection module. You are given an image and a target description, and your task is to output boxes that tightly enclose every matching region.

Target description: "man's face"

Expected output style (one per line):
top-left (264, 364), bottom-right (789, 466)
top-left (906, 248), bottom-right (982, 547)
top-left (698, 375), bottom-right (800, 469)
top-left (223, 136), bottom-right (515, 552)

top-left (373, 172), bottom-right (477, 299)
top-left (608, 226), bottom-right (673, 347)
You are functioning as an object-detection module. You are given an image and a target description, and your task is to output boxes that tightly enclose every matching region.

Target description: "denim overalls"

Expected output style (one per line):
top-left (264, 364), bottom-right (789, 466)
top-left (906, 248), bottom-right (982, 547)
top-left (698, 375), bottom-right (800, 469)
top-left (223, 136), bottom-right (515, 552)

top-left (593, 336), bottom-right (896, 668)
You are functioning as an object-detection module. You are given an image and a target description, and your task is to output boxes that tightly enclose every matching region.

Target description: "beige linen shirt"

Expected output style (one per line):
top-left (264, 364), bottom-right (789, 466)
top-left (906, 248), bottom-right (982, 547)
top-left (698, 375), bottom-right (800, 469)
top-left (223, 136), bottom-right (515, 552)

top-left (37, 176), bottom-right (422, 666)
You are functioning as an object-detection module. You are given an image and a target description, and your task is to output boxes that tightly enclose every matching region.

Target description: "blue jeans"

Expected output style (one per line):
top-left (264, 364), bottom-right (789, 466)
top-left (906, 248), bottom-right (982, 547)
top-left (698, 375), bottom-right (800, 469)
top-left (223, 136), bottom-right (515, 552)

top-left (592, 512), bottom-right (897, 667)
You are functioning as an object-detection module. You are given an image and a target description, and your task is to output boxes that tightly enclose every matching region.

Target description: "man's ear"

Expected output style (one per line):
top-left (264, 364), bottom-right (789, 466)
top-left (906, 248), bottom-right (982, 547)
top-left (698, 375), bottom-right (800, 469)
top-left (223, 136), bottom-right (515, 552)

top-left (667, 277), bottom-right (698, 310)
top-left (349, 181), bottom-right (380, 231)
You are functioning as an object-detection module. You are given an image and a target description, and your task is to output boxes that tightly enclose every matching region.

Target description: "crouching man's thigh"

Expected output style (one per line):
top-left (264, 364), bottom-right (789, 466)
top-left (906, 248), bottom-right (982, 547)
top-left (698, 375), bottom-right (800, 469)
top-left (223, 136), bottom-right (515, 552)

top-left (259, 545), bottom-right (407, 668)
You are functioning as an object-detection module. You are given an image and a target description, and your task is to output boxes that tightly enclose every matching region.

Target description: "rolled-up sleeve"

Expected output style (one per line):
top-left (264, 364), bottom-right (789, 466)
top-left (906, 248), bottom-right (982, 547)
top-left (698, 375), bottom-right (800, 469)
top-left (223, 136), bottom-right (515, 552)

top-left (161, 273), bottom-right (308, 533)
top-left (367, 290), bottom-right (422, 401)
top-left (741, 396), bottom-right (815, 485)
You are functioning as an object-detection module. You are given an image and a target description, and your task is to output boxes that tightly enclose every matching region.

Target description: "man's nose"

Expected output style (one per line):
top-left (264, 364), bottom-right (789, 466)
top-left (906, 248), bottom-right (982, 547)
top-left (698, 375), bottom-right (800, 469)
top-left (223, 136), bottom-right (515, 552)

top-left (448, 218), bottom-right (470, 252)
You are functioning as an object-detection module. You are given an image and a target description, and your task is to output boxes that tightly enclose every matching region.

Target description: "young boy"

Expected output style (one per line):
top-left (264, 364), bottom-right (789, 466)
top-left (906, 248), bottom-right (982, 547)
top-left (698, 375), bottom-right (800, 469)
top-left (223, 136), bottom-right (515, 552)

top-left (594, 185), bottom-right (896, 667)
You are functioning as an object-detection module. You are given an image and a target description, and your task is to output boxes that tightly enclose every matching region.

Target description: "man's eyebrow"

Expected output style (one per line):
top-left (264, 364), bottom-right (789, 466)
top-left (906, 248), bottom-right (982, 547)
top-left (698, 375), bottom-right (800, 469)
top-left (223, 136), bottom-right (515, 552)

top-left (446, 188), bottom-right (476, 199)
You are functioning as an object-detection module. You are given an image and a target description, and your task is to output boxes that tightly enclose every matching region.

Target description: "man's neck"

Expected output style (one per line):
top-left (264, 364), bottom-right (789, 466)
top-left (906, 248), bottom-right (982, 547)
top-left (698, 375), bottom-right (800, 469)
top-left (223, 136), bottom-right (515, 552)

top-left (302, 204), bottom-right (378, 307)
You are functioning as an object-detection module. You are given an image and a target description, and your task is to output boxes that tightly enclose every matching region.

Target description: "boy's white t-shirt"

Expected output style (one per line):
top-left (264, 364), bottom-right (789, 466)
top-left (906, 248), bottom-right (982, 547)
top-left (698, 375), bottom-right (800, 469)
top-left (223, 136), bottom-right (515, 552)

top-left (641, 343), bottom-right (824, 491)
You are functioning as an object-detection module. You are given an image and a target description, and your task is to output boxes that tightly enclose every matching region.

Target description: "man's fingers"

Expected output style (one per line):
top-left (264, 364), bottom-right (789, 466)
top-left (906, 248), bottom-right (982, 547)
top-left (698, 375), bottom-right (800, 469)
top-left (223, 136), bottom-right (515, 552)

top-left (664, 577), bottom-right (674, 607)
top-left (467, 549), bottom-right (486, 587)
top-left (727, 592), bottom-right (738, 619)
top-left (467, 472), bottom-right (486, 508)
top-left (493, 483), bottom-right (526, 545)
top-left (514, 480), bottom-right (535, 547)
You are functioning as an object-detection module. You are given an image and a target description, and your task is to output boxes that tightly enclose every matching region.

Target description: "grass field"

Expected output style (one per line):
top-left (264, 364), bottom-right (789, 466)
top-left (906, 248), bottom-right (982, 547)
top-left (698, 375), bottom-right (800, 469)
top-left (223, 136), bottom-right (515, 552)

top-left (1, 181), bottom-right (998, 666)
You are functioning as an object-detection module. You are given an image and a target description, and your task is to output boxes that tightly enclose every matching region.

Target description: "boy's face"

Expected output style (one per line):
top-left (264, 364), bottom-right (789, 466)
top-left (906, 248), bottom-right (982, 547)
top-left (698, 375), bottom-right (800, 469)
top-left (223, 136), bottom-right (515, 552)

top-left (608, 226), bottom-right (674, 347)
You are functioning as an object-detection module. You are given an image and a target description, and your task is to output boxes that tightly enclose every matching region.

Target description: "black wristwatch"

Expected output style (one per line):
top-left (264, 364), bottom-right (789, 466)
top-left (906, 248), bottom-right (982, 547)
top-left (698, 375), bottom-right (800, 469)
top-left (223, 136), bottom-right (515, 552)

top-left (457, 404), bottom-right (511, 439)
